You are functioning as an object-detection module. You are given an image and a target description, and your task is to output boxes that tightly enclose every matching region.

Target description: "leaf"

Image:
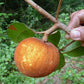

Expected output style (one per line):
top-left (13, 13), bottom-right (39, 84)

top-left (64, 41), bottom-right (81, 53)
top-left (63, 41), bottom-right (84, 57)
top-left (66, 46), bottom-right (84, 57)
top-left (7, 22), bottom-right (35, 43)
top-left (48, 31), bottom-right (61, 46)
top-left (56, 53), bottom-right (65, 70)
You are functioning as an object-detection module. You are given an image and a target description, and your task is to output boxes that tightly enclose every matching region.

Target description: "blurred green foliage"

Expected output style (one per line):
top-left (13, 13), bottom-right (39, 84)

top-left (0, 0), bottom-right (84, 84)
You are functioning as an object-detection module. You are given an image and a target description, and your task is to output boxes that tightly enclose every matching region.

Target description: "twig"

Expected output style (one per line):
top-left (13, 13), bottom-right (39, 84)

top-left (35, 31), bottom-right (58, 35)
top-left (44, 23), bottom-right (59, 34)
top-left (59, 41), bottom-right (75, 51)
top-left (35, 31), bottom-right (45, 34)
top-left (25, 0), bottom-right (72, 42)
top-left (58, 22), bottom-right (71, 34)
top-left (42, 23), bottom-right (59, 41)
top-left (56, 0), bottom-right (63, 20)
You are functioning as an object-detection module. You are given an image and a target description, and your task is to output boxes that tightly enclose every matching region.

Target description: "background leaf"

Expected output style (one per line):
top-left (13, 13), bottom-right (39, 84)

top-left (7, 22), bottom-right (35, 43)
top-left (56, 53), bottom-right (65, 70)
top-left (48, 31), bottom-right (61, 46)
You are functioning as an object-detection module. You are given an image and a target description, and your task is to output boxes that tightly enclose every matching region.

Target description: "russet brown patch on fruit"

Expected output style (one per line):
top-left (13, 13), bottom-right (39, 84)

top-left (8, 25), bottom-right (17, 31)
top-left (14, 37), bottom-right (59, 78)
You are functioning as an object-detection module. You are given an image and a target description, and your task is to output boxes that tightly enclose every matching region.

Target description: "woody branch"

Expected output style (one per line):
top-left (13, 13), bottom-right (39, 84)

top-left (25, 0), bottom-right (71, 41)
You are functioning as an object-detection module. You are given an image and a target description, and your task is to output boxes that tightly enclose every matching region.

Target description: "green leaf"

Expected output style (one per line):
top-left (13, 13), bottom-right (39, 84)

top-left (48, 31), bottom-right (61, 46)
top-left (66, 46), bottom-right (84, 57)
top-left (7, 22), bottom-right (35, 43)
top-left (56, 53), bottom-right (65, 70)
top-left (63, 41), bottom-right (81, 53)
top-left (63, 41), bottom-right (84, 57)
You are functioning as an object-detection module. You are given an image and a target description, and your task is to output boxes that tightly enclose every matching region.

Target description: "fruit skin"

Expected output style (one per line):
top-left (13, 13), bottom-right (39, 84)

top-left (14, 37), bottom-right (59, 78)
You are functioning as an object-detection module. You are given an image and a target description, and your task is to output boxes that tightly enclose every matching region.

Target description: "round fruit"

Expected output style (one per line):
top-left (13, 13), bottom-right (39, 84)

top-left (14, 37), bottom-right (59, 78)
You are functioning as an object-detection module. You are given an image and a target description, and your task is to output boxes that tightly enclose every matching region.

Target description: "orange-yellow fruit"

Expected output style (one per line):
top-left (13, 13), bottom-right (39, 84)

top-left (14, 37), bottom-right (59, 78)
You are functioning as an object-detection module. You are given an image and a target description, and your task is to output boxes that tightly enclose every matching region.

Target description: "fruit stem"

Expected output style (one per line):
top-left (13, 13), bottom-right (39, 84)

top-left (42, 23), bottom-right (59, 42)
top-left (42, 33), bottom-right (49, 42)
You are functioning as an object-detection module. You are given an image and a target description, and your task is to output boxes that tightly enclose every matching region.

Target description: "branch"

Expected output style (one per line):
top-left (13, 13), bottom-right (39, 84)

top-left (25, 0), bottom-right (72, 42)
top-left (25, 0), bottom-right (71, 34)
top-left (44, 23), bottom-right (59, 34)
top-left (25, 0), bottom-right (57, 23)
top-left (42, 23), bottom-right (59, 42)
top-left (56, 0), bottom-right (63, 20)
top-left (58, 22), bottom-right (71, 34)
